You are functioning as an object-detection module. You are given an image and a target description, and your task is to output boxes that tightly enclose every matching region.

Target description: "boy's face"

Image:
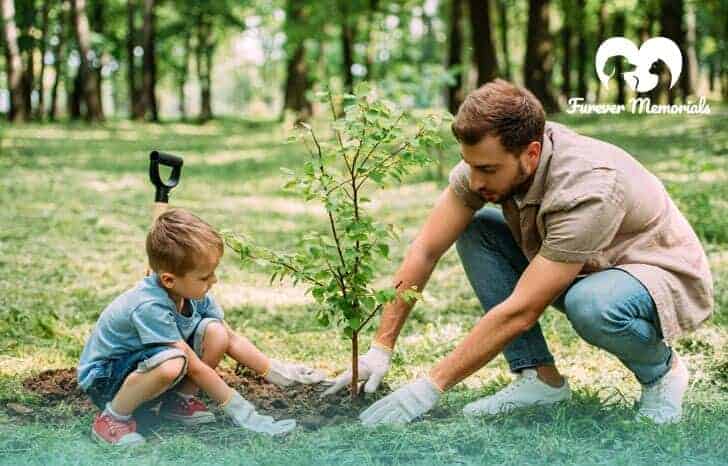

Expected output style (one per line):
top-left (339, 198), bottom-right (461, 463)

top-left (159, 253), bottom-right (221, 301)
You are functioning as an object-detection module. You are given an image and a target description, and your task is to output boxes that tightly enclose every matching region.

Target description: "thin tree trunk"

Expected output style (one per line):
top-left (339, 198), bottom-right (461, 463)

top-left (340, 3), bottom-right (354, 93)
top-left (575, 0), bottom-right (587, 98)
top-left (142, 0), bottom-right (157, 121)
top-left (660, 0), bottom-right (685, 105)
top-left (594, 0), bottom-right (607, 102)
top-left (351, 332), bottom-right (358, 400)
top-left (127, 0), bottom-right (143, 119)
top-left (178, 32), bottom-right (189, 120)
top-left (524, 0), bottom-right (559, 112)
top-left (497, 0), bottom-right (511, 80)
top-left (560, 20), bottom-right (572, 98)
top-left (71, 0), bottom-right (103, 121)
top-left (49, 0), bottom-right (66, 121)
top-left (282, 0), bottom-right (312, 121)
top-left (684, 2), bottom-right (698, 99)
top-left (446, 0), bottom-right (464, 115)
top-left (614, 12), bottom-right (626, 105)
top-left (468, 0), bottom-right (499, 85)
top-left (36, 0), bottom-right (51, 120)
top-left (68, 68), bottom-right (83, 119)
top-left (196, 14), bottom-right (213, 122)
top-left (708, 58), bottom-right (715, 92)
top-left (91, 0), bottom-right (103, 114)
top-left (1, 0), bottom-right (28, 121)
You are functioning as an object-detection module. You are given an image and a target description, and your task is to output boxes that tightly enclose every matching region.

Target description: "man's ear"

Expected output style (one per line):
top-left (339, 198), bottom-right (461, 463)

top-left (158, 272), bottom-right (176, 289)
top-left (525, 141), bottom-right (541, 171)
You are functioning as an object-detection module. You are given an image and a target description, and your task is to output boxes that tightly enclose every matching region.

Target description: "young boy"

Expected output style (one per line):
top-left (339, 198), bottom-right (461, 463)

top-left (77, 209), bottom-right (326, 446)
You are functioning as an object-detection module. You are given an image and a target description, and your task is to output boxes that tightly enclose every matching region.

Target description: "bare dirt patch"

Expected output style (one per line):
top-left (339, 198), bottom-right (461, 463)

top-left (12, 366), bottom-right (389, 431)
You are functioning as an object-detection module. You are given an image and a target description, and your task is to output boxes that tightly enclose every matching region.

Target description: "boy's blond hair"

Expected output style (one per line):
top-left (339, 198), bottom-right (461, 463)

top-left (146, 209), bottom-right (224, 275)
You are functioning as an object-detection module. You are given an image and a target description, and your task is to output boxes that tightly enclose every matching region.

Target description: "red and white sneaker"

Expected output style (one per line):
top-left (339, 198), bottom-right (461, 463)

top-left (92, 412), bottom-right (145, 446)
top-left (161, 393), bottom-right (216, 425)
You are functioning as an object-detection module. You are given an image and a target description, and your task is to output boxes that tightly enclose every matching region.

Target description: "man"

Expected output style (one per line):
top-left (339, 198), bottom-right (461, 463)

top-left (324, 80), bottom-right (713, 426)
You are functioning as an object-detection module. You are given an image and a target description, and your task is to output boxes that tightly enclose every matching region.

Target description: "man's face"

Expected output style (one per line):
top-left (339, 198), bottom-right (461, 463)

top-left (460, 135), bottom-right (541, 203)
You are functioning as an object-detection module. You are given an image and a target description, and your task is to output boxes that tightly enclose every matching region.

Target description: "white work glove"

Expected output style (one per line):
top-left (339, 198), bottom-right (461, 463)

top-left (263, 359), bottom-right (327, 387)
top-left (222, 391), bottom-right (296, 436)
top-left (322, 345), bottom-right (392, 396)
top-left (359, 377), bottom-right (442, 426)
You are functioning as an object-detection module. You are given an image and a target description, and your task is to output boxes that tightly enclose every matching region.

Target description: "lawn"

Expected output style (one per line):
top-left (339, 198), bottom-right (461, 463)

top-left (0, 109), bottom-right (727, 465)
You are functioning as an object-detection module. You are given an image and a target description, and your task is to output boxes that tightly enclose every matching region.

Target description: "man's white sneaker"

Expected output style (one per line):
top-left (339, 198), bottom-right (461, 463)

top-left (637, 352), bottom-right (689, 424)
top-left (463, 368), bottom-right (571, 416)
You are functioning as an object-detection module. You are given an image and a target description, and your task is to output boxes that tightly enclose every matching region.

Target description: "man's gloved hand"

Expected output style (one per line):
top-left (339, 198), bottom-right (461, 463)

top-left (222, 391), bottom-right (296, 436)
top-left (359, 377), bottom-right (442, 426)
top-left (263, 359), bottom-right (327, 387)
top-left (322, 345), bottom-right (392, 396)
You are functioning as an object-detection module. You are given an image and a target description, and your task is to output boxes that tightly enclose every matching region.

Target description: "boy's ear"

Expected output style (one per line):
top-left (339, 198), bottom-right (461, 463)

top-left (158, 272), bottom-right (176, 289)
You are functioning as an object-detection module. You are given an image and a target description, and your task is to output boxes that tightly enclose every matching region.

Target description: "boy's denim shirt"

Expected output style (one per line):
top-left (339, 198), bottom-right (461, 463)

top-left (77, 273), bottom-right (224, 390)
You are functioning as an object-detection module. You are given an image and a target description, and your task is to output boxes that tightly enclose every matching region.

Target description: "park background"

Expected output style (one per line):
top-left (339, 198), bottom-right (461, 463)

top-left (0, 0), bottom-right (727, 464)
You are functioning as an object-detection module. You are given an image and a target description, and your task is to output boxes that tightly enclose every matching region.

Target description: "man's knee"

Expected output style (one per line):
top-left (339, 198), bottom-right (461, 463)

top-left (564, 288), bottom-right (612, 344)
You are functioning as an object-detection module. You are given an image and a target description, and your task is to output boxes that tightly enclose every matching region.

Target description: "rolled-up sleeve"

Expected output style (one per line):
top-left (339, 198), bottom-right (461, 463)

top-left (448, 161), bottom-right (485, 211)
top-left (539, 194), bottom-right (626, 263)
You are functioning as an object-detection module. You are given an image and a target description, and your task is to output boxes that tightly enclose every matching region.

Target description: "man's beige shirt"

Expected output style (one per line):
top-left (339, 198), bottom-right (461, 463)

top-left (449, 121), bottom-right (713, 341)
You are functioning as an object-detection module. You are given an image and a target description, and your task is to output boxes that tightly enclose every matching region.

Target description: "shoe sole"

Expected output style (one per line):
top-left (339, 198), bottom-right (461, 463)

top-left (464, 392), bottom-right (572, 417)
top-left (91, 428), bottom-right (145, 447)
top-left (161, 413), bottom-right (216, 426)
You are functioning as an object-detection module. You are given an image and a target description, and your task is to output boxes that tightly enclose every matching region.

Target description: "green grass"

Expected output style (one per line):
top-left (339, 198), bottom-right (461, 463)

top-left (0, 108), bottom-right (727, 465)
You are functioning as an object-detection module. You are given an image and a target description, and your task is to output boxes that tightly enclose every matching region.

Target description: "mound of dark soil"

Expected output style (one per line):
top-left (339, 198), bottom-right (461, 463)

top-left (13, 365), bottom-right (387, 431)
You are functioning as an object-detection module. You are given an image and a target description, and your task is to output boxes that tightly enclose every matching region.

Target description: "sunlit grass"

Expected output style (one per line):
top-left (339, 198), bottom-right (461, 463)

top-left (0, 110), bottom-right (726, 465)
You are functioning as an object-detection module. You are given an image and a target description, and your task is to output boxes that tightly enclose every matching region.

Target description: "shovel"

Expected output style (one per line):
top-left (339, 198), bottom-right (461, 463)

top-left (149, 150), bottom-right (184, 222)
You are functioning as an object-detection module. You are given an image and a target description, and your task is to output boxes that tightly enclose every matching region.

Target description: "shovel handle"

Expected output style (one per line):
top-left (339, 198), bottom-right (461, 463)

top-left (149, 151), bottom-right (184, 203)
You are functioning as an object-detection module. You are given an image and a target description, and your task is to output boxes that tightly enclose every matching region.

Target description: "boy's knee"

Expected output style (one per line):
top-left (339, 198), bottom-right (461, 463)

top-left (196, 319), bottom-right (228, 357)
top-left (156, 356), bottom-right (187, 384)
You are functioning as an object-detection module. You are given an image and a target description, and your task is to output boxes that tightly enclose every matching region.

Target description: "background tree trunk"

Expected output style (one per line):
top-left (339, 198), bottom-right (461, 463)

top-left (282, 0), bottom-right (312, 121)
top-left (660, 0), bottom-right (686, 104)
top-left (446, 0), bottom-right (464, 114)
top-left (575, 0), bottom-right (587, 98)
top-left (1, 0), bottom-right (28, 121)
top-left (468, 0), bottom-right (498, 85)
top-left (49, 0), bottom-right (66, 121)
top-left (142, 0), bottom-right (158, 121)
top-left (613, 11), bottom-right (626, 105)
top-left (560, 12), bottom-right (572, 98)
top-left (196, 14), bottom-right (213, 122)
top-left (340, 2), bottom-right (354, 93)
top-left (594, 0), bottom-right (607, 102)
top-left (127, 0), bottom-right (143, 119)
top-left (71, 0), bottom-right (103, 121)
top-left (496, 0), bottom-right (511, 80)
top-left (36, 0), bottom-right (51, 120)
top-left (684, 2), bottom-right (698, 98)
top-left (177, 32), bottom-right (189, 120)
top-left (524, 0), bottom-right (559, 112)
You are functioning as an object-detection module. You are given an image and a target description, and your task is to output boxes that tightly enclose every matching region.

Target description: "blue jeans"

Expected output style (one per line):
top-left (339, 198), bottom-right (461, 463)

top-left (456, 208), bottom-right (673, 386)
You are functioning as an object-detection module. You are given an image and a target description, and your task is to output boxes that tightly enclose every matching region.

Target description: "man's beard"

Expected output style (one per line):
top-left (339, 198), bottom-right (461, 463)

top-left (495, 160), bottom-right (535, 203)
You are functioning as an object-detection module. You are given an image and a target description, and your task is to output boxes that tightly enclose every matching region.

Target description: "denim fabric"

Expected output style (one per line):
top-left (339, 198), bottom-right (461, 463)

top-left (77, 273), bottom-right (224, 391)
top-left (456, 207), bottom-right (673, 385)
top-left (83, 318), bottom-right (216, 409)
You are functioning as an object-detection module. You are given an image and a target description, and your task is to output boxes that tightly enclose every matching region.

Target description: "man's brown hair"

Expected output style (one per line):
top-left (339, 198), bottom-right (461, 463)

top-left (146, 208), bottom-right (224, 275)
top-left (451, 79), bottom-right (545, 154)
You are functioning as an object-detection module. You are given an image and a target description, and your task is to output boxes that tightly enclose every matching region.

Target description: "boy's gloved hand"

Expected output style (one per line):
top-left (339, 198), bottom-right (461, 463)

top-left (359, 377), bottom-right (442, 426)
top-left (323, 345), bottom-right (392, 396)
top-left (263, 359), bottom-right (327, 387)
top-left (222, 391), bottom-right (296, 436)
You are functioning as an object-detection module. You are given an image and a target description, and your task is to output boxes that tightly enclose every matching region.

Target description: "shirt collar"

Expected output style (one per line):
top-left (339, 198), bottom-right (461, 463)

top-left (513, 122), bottom-right (554, 208)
